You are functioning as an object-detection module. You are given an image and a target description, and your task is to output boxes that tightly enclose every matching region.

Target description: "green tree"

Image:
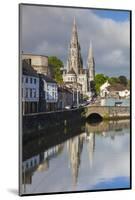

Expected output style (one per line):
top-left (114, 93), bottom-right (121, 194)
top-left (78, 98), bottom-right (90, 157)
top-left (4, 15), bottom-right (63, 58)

top-left (48, 56), bottom-right (63, 83)
top-left (95, 74), bottom-right (108, 93)
top-left (108, 77), bottom-right (119, 85)
top-left (118, 75), bottom-right (128, 86)
top-left (127, 79), bottom-right (130, 89)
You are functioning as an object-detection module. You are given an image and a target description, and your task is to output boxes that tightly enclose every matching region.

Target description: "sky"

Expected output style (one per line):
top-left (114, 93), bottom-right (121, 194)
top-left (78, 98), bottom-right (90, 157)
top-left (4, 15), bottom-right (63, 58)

top-left (20, 5), bottom-right (130, 78)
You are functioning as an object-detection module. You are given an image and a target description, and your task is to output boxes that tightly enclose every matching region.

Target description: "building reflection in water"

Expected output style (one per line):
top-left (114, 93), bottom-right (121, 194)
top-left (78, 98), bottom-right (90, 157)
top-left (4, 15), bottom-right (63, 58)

top-left (67, 134), bottom-right (84, 188)
top-left (22, 119), bottom-right (130, 193)
top-left (22, 144), bottom-right (64, 193)
top-left (86, 132), bottom-right (95, 169)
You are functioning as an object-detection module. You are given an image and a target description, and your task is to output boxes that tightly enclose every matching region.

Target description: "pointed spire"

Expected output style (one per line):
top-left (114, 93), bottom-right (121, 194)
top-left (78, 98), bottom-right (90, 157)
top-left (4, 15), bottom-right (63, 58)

top-left (88, 41), bottom-right (93, 60)
top-left (71, 17), bottom-right (78, 45)
top-left (66, 18), bottom-right (83, 74)
top-left (72, 16), bottom-right (77, 33)
top-left (87, 40), bottom-right (95, 82)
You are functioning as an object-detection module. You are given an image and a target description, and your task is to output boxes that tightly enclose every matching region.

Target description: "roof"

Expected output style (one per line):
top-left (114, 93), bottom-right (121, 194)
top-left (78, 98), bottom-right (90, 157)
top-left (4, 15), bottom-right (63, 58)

top-left (79, 68), bottom-right (87, 74)
top-left (67, 68), bottom-right (76, 75)
top-left (107, 83), bottom-right (127, 92)
top-left (22, 59), bottom-right (38, 77)
top-left (58, 86), bottom-right (73, 93)
top-left (22, 53), bottom-right (48, 58)
top-left (39, 74), bottom-right (57, 83)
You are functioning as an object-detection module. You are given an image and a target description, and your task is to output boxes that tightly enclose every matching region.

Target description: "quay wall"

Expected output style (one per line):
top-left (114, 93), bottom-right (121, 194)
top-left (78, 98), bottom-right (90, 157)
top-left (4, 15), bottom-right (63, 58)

top-left (23, 108), bottom-right (86, 142)
top-left (22, 106), bottom-right (130, 142)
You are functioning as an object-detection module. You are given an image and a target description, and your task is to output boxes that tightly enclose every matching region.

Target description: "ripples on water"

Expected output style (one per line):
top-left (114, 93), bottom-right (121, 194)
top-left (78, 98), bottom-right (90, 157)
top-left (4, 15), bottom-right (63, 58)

top-left (21, 120), bottom-right (130, 194)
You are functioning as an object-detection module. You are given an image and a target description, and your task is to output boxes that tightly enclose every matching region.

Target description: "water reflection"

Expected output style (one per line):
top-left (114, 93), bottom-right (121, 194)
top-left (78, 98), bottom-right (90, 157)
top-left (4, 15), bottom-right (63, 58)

top-left (21, 119), bottom-right (130, 194)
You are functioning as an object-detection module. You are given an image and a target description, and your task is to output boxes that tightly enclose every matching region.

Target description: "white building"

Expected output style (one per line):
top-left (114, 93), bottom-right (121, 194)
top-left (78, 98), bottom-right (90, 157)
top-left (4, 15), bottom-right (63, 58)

top-left (100, 81), bottom-right (110, 98)
top-left (119, 89), bottom-right (130, 98)
top-left (22, 155), bottom-right (40, 172)
top-left (22, 59), bottom-right (39, 114)
top-left (39, 74), bottom-right (58, 112)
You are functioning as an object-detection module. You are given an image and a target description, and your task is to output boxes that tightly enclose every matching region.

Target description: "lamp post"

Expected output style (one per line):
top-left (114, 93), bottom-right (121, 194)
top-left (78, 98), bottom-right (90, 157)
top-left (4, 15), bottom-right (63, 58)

top-left (76, 83), bottom-right (79, 108)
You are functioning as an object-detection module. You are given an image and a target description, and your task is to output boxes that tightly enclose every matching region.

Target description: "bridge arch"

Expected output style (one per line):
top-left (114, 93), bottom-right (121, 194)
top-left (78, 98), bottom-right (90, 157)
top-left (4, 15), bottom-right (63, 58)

top-left (85, 106), bottom-right (109, 119)
top-left (86, 112), bottom-right (103, 123)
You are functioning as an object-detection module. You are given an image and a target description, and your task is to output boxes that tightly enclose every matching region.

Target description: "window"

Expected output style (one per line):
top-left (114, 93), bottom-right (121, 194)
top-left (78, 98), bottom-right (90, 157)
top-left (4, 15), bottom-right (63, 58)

top-left (34, 78), bottom-right (36, 84)
top-left (52, 92), bottom-right (54, 99)
top-left (26, 77), bottom-right (28, 83)
top-left (34, 159), bottom-right (37, 165)
top-left (22, 88), bottom-right (23, 98)
top-left (30, 160), bottom-right (33, 167)
top-left (22, 77), bottom-right (24, 83)
top-left (30, 78), bottom-right (32, 83)
top-left (26, 163), bottom-right (29, 169)
top-left (47, 92), bottom-right (49, 100)
top-left (25, 88), bottom-right (28, 98)
top-left (30, 89), bottom-right (32, 98)
top-left (34, 89), bottom-right (36, 98)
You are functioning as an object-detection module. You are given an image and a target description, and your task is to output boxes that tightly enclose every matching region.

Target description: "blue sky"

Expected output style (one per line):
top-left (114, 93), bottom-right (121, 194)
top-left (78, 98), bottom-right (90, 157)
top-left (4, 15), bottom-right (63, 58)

top-left (91, 176), bottom-right (130, 190)
top-left (93, 10), bottom-right (130, 22)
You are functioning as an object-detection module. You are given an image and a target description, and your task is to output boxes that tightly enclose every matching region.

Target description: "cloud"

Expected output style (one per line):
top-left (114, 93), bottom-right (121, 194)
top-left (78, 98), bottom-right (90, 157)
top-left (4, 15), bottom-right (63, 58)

top-left (20, 5), bottom-right (130, 77)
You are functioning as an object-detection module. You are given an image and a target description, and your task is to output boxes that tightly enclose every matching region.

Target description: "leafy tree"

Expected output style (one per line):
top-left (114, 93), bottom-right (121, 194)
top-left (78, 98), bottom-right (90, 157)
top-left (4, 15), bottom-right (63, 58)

top-left (127, 79), bottom-right (130, 89)
top-left (95, 74), bottom-right (108, 93)
top-left (48, 56), bottom-right (63, 83)
top-left (118, 75), bottom-right (128, 86)
top-left (108, 77), bottom-right (119, 85)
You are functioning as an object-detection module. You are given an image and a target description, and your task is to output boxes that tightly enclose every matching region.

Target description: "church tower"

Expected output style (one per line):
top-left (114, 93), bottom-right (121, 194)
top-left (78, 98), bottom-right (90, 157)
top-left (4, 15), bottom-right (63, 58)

top-left (67, 17), bottom-right (83, 74)
top-left (87, 42), bottom-right (95, 82)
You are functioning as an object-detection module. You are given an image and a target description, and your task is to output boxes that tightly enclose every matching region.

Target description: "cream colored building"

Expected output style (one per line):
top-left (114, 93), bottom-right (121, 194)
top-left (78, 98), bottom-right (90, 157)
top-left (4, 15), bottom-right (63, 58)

top-left (22, 53), bottom-right (51, 76)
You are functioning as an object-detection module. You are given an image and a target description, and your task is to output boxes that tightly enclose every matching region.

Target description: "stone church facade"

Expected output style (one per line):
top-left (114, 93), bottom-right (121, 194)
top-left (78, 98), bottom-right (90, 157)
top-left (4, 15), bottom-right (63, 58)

top-left (63, 18), bottom-right (95, 98)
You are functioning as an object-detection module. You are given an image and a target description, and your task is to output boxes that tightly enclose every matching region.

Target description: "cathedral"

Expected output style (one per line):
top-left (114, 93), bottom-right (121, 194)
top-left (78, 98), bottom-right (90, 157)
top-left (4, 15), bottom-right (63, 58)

top-left (63, 18), bottom-right (95, 98)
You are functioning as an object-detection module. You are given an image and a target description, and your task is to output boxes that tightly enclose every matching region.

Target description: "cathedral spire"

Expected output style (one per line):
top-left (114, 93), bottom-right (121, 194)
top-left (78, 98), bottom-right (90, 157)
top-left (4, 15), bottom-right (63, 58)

top-left (66, 18), bottom-right (83, 74)
top-left (71, 16), bottom-right (78, 46)
top-left (88, 41), bottom-right (93, 60)
top-left (87, 41), bottom-right (95, 81)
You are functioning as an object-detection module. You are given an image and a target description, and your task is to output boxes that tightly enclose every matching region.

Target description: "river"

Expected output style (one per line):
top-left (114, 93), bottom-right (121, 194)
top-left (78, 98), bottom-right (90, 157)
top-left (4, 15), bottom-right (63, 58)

top-left (21, 119), bottom-right (130, 195)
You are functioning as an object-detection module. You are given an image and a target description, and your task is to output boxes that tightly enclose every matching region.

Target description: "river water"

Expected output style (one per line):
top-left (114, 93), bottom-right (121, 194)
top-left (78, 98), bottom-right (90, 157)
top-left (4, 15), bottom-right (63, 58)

top-left (21, 119), bottom-right (130, 195)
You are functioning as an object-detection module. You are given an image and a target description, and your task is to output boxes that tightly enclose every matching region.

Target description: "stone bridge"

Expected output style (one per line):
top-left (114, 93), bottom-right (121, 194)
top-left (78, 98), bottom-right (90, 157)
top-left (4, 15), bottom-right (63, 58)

top-left (84, 106), bottom-right (130, 119)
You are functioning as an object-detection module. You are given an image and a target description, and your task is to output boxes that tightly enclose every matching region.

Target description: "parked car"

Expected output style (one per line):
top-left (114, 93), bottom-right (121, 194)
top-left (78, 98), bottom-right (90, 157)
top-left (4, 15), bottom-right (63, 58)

top-left (64, 105), bottom-right (71, 110)
top-left (71, 105), bottom-right (77, 109)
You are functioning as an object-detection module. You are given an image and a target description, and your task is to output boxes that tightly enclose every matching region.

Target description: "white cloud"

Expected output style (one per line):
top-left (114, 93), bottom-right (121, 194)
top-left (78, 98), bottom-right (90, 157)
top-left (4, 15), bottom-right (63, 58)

top-left (20, 5), bottom-right (130, 77)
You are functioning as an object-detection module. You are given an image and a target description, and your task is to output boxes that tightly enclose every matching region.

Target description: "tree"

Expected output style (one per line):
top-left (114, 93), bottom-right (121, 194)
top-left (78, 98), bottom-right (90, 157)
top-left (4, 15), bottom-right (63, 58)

top-left (118, 75), bottom-right (128, 86)
top-left (108, 77), bottom-right (119, 85)
top-left (48, 56), bottom-right (63, 83)
top-left (95, 74), bottom-right (108, 93)
top-left (127, 79), bottom-right (130, 89)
